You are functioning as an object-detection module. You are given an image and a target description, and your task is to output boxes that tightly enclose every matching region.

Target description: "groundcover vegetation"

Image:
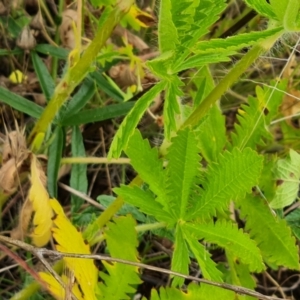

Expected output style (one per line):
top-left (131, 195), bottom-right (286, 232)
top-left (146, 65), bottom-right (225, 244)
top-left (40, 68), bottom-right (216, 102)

top-left (0, 0), bottom-right (300, 299)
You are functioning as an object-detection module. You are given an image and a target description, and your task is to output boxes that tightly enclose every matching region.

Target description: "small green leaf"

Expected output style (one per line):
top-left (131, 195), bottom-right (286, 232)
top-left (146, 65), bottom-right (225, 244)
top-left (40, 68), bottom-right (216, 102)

top-left (196, 105), bottom-right (226, 163)
top-left (35, 44), bottom-right (69, 59)
top-left (270, 149), bottom-right (300, 209)
top-left (70, 126), bottom-right (88, 213)
top-left (31, 51), bottom-right (55, 102)
top-left (184, 221), bottom-right (264, 272)
top-left (184, 230), bottom-right (223, 282)
top-left (192, 27), bottom-right (283, 54)
top-left (61, 102), bottom-right (134, 126)
top-left (158, 0), bottom-right (178, 53)
top-left (244, 0), bottom-right (277, 19)
top-left (114, 185), bottom-right (173, 223)
top-left (171, 224), bottom-right (190, 287)
top-left (124, 130), bottom-right (166, 201)
top-left (164, 77), bottom-right (184, 137)
top-left (165, 128), bottom-right (199, 218)
top-left (47, 126), bottom-right (64, 198)
top-left (174, 52), bottom-right (234, 73)
top-left (240, 195), bottom-right (299, 269)
top-left (187, 147), bottom-right (263, 220)
top-left (0, 86), bottom-right (43, 118)
top-left (108, 81), bottom-right (166, 158)
top-left (97, 215), bottom-right (141, 299)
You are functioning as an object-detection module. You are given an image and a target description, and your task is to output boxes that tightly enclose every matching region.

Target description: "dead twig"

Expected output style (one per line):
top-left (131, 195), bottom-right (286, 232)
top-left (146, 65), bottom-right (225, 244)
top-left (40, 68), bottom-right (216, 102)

top-left (0, 235), bottom-right (285, 300)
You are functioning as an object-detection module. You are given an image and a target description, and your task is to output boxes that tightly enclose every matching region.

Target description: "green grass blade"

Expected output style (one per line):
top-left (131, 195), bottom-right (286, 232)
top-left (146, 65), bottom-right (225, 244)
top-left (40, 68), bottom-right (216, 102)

top-left (61, 102), bottom-right (134, 126)
top-left (35, 44), bottom-right (69, 59)
top-left (47, 126), bottom-right (64, 198)
top-left (31, 51), bottom-right (55, 102)
top-left (58, 78), bottom-right (95, 122)
top-left (70, 126), bottom-right (88, 213)
top-left (90, 72), bottom-right (124, 102)
top-left (0, 86), bottom-right (43, 118)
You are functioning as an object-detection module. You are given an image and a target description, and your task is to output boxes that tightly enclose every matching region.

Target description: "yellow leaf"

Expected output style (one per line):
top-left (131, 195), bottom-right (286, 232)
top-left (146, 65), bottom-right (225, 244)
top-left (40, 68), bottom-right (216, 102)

top-left (9, 70), bottom-right (27, 84)
top-left (39, 272), bottom-right (85, 300)
top-left (29, 155), bottom-right (53, 247)
top-left (50, 199), bottom-right (98, 300)
top-left (121, 4), bottom-right (155, 31)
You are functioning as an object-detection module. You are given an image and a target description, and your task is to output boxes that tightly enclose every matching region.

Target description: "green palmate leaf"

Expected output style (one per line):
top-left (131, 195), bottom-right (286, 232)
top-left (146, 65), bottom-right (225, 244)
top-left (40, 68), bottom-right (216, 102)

top-left (184, 230), bottom-right (223, 282)
top-left (240, 195), bottom-right (299, 269)
top-left (270, 149), bottom-right (300, 209)
top-left (57, 78), bottom-right (95, 122)
top-left (192, 27), bottom-right (283, 54)
top-left (0, 86), bottom-right (43, 118)
top-left (183, 222), bottom-right (264, 272)
top-left (172, 224), bottom-right (190, 287)
top-left (164, 77), bottom-right (184, 137)
top-left (31, 51), bottom-right (55, 102)
top-left (47, 126), bottom-right (64, 198)
top-left (187, 147), bottom-right (263, 220)
top-left (196, 105), bottom-right (226, 163)
top-left (165, 129), bottom-right (199, 218)
top-left (35, 44), bottom-right (69, 59)
top-left (158, 0), bottom-right (178, 53)
top-left (244, 0), bottom-right (277, 19)
top-left (70, 126), bottom-right (88, 213)
top-left (61, 102), bottom-right (134, 126)
top-left (114, 185), bottom-right (173, 223)
top-left (226, 252), bottom-right (256, 300)
top-left (108, 81), bottom-right (166, 158)
top-left (124, 130), bottom-right (166, 201)
top-left (97, 215), bottom-right (141, 299)
top-left (269, 0), bottom-right (294, 23)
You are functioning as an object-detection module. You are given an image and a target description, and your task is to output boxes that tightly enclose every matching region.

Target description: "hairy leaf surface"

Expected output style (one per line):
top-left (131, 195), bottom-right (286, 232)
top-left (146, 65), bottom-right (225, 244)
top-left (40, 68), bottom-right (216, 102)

top-left (240, 195), bottom-right (299, 269)
top-left (183, 221), bottom-right (264, 272)
top-left (187, 148), bottom-right (263, 220)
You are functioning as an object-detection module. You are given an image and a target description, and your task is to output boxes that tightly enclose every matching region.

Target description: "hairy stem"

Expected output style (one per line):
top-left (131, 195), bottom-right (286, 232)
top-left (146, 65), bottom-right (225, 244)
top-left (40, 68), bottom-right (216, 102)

top-left (181, 31), bottom-right (283, 129)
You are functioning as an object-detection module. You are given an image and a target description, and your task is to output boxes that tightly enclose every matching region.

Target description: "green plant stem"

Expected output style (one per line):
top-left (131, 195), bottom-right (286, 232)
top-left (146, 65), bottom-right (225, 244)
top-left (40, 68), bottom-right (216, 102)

top-left (61, 157), bottom-right (131, 165)
top-left (181, 32), bottom-right (283, 129)
top-left (136, 222), bottom-right (167, 233)
top-left (29, 2), bottom-right (133, 151)
top-left (84, 175), bottom-right (143, 246)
